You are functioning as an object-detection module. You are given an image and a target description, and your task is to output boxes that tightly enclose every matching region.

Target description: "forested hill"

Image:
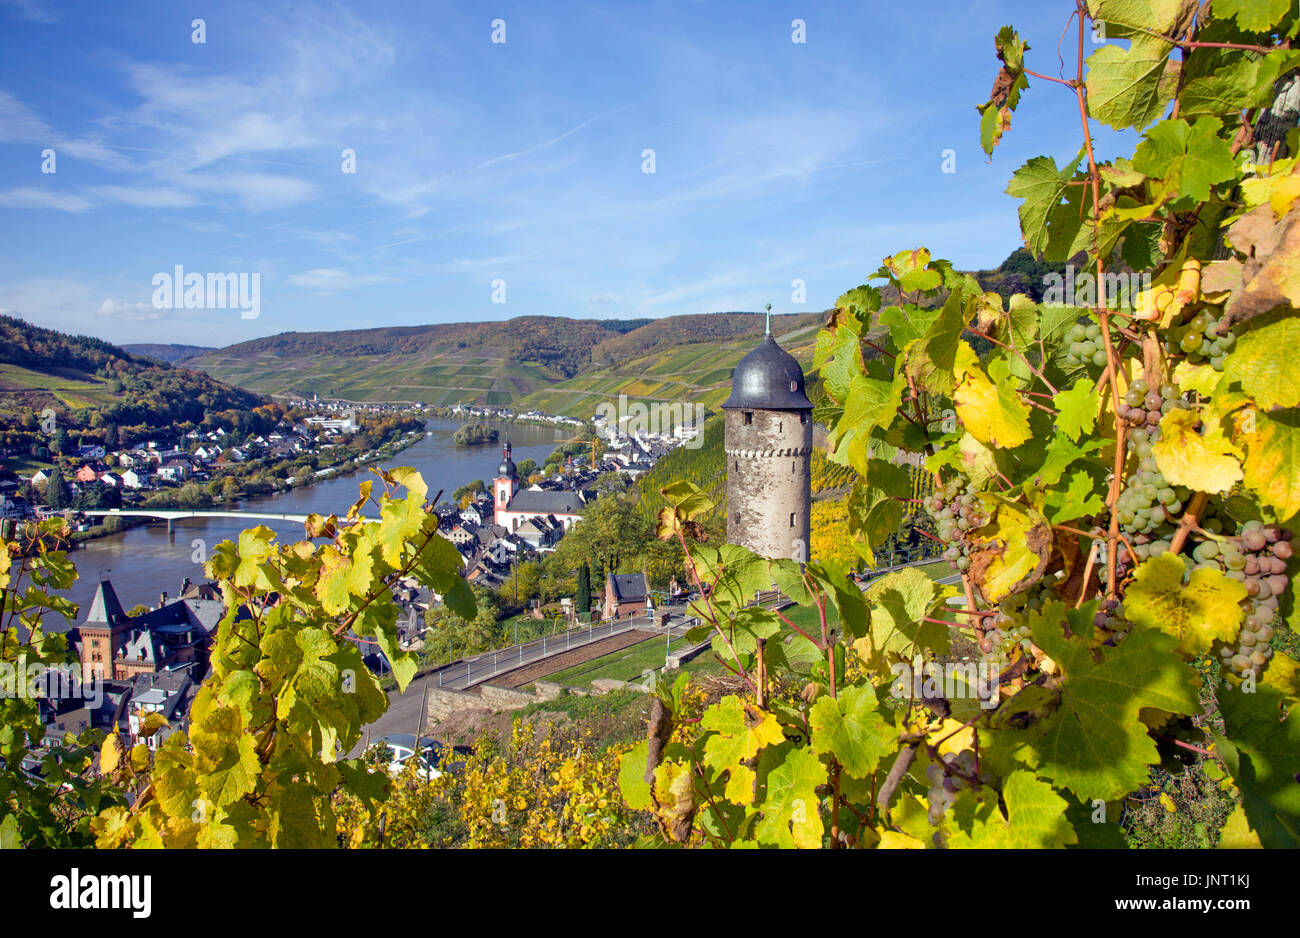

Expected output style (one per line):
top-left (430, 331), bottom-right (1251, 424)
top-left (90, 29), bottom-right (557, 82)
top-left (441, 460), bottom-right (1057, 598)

top-left (187, 310), bottom-right (828, 410)
top-left (0, 314), bottom-right (265, 434)
top-left (197, 317), bottom-right (627, 380)
top-left (122, 343), bottom-right (215, 365)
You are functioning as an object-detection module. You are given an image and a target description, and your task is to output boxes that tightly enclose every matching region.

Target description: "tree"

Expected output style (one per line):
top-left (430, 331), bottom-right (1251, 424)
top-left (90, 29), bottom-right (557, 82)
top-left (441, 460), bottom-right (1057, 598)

top-left (576, 562), bottom-right (591, 615)
top-left (42, 468), bottom-right (70, 510)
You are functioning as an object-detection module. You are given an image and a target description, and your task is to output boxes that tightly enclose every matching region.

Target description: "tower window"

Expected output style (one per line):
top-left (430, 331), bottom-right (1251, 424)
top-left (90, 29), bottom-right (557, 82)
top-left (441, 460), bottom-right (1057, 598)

top-left (800, 413), bottom-right (808, 425)
top-left (790, 513), bottom-right (795, 527)
top-left (778, 421), bottom-right (783, 432)
top-left (744, 412), bottom-right (753, 425)
top-left (792, 461), bottom-right (795, 473)
top-left (734, 460), bottom-right (738, 470)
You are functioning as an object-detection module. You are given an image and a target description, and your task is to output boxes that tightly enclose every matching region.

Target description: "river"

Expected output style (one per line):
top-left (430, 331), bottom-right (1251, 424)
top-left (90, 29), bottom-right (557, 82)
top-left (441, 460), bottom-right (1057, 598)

top-left (57, 419), bottom-right (569, 615)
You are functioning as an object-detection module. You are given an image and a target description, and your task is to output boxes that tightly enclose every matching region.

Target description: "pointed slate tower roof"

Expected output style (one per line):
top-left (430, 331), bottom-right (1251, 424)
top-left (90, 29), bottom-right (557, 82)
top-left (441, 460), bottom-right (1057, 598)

top-left (85, 580), bottom-right (127, 627)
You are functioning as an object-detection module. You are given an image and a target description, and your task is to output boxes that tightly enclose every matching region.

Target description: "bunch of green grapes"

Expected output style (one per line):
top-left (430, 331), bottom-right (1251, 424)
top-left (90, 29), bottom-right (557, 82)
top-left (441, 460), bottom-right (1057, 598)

top-left (1112, 378), bottom-right (1191, 549)
top-left (981, 580), bottom-right (1058, 658)
top-left (1213, 521), bottom-right (1293, 678)
top-left (1065, 320), bottom-right (1108, 368)
top-left (925, 749), bottom-right (979, 828)
top-left (1163, 309), bottom-right (1237, 372)
top-left (925, 478), bottom-right (988, 575)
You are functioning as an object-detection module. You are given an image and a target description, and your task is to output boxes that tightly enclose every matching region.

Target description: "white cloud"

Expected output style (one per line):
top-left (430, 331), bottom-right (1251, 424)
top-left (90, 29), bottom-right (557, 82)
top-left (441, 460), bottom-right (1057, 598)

top-left (97, 298), bottom-right (166, 321)
top-left (0, 187), bottom-right (93, 211)
top-left (286, 268), bottom-right (394, 291)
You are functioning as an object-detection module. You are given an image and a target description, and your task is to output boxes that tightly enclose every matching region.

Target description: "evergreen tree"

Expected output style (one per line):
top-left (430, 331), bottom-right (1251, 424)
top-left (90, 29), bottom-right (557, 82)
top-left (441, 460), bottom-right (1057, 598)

top-left (43, 467), bottom-right (70, 510)
top-left (576, 561), bottom-right (591, 615)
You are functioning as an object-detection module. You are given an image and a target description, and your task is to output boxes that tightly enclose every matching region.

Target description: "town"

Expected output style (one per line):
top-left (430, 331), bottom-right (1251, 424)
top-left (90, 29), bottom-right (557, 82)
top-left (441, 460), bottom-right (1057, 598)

top-left (6, 398), bottom-right (704, 776)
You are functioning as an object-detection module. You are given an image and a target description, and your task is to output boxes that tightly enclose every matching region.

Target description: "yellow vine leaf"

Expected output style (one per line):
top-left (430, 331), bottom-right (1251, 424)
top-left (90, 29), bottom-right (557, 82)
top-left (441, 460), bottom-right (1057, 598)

top-left (1123, 554), bottom-right (1246, 655)
top-left (1133, 255), bottom-right (1199, 326)
top-left (1152, 408), bottom-right (1243, 493)
top-left (953, 359), bottom-right (1032, 449)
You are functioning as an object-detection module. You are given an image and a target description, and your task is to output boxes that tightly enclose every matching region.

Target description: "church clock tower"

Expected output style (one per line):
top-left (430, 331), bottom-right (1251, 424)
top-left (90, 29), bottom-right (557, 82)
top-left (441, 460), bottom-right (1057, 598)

top-left (493, 439), bottom-right (518, 526)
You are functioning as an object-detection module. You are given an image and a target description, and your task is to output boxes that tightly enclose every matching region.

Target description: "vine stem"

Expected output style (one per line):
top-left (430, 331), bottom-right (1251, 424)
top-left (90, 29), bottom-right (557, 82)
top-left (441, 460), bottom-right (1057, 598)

top-left (1169, 492), bottom-right (1210, 556)
top-left (964, 327), bottom-right (1059, 395)
top-left (923, 615), bottom-right (980, 631)
top-left (1072, 0), bottom-right (1124, 597)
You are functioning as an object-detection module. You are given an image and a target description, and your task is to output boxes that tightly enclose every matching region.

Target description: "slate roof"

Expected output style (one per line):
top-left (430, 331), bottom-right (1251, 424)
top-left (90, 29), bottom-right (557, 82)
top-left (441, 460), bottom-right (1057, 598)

top-left (722, 333), bottom-right (813, 411)
top-left (608, 572), bottom-right (648, 604)
top-left (506, 489), bottom-right (585, 516)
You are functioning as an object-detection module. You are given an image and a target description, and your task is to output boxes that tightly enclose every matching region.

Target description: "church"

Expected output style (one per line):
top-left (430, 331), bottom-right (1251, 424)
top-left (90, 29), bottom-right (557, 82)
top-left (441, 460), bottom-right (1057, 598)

top-left (492, 440), bottom-right (587, 532)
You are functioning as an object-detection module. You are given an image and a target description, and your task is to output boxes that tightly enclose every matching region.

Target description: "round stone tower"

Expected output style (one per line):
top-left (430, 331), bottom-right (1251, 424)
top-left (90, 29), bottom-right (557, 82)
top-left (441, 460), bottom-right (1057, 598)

top-left (723, 308), bottom-right (813, 561)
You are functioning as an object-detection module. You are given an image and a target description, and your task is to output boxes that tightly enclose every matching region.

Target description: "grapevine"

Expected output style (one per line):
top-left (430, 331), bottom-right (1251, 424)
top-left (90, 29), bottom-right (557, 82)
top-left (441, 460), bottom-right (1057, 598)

top-left (620, 0), bottom-right (1300, 851)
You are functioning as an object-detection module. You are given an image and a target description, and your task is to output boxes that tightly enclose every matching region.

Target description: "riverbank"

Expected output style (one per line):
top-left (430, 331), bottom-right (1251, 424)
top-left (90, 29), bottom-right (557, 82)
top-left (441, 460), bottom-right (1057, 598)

top-left (45, 424), bottom-right (428, 549)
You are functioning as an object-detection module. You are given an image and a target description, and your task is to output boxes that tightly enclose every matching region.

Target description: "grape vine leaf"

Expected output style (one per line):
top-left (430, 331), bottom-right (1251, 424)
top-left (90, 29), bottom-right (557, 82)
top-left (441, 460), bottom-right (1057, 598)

top-left (618, 741), bottom-right (653, 811)
top-left (1152, 407), bottom-right (1243, 493)
top-left (1238, 407), bottom-right (1300, 524)
top-left (190, 705), bottom-right (261, 808)
top-left (968, 495), bottom-right (1053, 603)
top-left (1211, 0), bottom-right (1290, 32)
top-left (1029, 616), bottom-right (1199, 801)
top-left (1131, 117), bottom-right (1238, 204)
top-left (755, 746), bottom-right (827, 848)
top-left (1212, 686), bottom-right (1300, 848)
top-left (1053, 377), bottom-right (1099, 443)
top-left (1084, 0), bottom-right (1182, 130)
top-left (946, 771), bottom-right (1078, 848)
top-left (1221, 310), bottom-right (1300, 411)
top-left (1005, 154), bottom-right (1083, 257)
top-left (812, 311), bottom-right (866, 404)
top-left (954, 356), bottom-right (1033, 449)
top-left (809, 684), bottom-right (894, 778)
top-left (1045, 468), bottom-right (1108, 524)
top-left (700, 696), bottom-right (786, 780)
top-left (864, 567), bottom-right (952, 662)
top-left (902, 287), bottom-right (971, 396)
top-left (1123, 553), bottom-right (1246, 654)
top-left (1224, 208), bottom-right (1300, 325)
top-left (1180, 49), bottom-right (1289, 119)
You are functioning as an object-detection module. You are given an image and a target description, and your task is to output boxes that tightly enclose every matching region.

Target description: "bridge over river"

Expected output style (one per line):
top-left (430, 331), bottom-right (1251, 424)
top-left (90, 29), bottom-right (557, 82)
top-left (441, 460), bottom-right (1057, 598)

top-left (78, 508), bottom-right (326, 534)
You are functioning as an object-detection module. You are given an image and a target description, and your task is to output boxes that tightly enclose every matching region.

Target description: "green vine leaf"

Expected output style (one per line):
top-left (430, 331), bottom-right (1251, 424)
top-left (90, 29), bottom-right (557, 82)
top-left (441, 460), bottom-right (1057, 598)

top-left (1029, 615), bottom-right (1200, 801)
top-left (809, 684), bottom-right (894, 778)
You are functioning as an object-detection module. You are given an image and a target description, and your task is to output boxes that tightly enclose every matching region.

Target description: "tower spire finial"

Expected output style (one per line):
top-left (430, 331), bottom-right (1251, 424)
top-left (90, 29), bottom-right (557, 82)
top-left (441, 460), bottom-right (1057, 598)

top-left (764, 303), bottom-right (772, 336)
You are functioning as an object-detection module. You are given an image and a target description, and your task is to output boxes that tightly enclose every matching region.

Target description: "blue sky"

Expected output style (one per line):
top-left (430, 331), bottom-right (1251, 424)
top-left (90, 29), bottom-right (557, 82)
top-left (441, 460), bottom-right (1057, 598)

top-left (0, 0), bottom-right (1134, 346)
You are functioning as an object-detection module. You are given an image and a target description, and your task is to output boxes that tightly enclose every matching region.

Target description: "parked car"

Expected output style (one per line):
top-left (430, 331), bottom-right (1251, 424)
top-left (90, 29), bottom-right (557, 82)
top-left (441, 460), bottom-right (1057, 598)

top-left (365, 734), bottom-right (457, 781)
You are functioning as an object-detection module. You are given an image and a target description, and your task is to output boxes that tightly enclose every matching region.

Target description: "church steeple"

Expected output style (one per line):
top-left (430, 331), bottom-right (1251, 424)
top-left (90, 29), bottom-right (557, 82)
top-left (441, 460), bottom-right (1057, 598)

top-left (494, 438), bottom-right (519, 525)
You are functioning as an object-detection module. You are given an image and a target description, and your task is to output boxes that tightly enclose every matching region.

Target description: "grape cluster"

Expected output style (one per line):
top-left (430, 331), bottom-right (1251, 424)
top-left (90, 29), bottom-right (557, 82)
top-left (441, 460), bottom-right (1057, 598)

top-left (1065, 321), bottom-right (1108, 369)
top-left (925, 749), bottom-right (978, 827)
top-left (1214, 521), bottom-right (1292, 678)
top-left (981, 581), bottom-right (1058, 659)
top-left (1163, 310), bottom-right (1237, 372)
top-left (926, 479), bottom-right (989, 575)
top-left (1092, 596), bottom-right (1129, 643)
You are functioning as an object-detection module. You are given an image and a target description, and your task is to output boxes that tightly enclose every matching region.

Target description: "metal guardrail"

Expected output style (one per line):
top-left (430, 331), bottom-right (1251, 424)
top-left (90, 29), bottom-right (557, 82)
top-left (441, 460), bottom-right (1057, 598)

top-left (429, 555), bottom-right (943, 693)
top-left (437, 617), bottom-right (650, 689)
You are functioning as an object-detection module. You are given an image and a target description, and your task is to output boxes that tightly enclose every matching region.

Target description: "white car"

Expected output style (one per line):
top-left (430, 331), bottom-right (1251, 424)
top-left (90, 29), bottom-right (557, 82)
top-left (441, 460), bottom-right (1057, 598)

top-left (366, 734), bottom-right (448, 782)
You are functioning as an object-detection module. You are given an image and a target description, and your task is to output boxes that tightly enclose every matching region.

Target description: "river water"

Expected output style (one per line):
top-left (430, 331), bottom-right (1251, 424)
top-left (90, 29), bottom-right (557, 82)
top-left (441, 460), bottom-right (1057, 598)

top-left (58, 419), bottom-right (569, 615)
